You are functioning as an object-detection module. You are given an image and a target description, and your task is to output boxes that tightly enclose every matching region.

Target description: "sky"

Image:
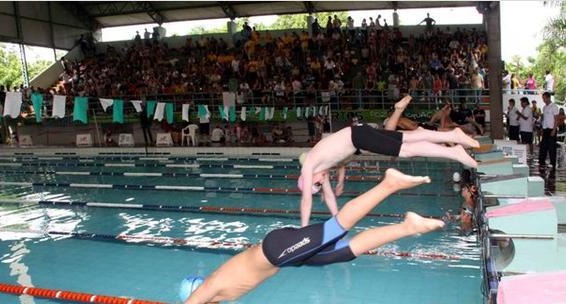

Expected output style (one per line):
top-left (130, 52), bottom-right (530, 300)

top-left (16, 1), bottom-right (563, 64)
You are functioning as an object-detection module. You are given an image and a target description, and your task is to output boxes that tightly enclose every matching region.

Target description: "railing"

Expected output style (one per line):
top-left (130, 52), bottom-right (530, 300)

top-left (19, 88), bottom-right (492, 120)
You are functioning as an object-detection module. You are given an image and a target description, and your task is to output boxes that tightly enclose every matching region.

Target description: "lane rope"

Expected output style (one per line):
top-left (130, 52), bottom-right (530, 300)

top-left (0, 169), bottom-right (381, 182)
top-left (37, 200), bottom-right (443, 220)
top-left (0, 181), bottom-right (456, 198)
top-left (0, 282), bottom-right (165, 304)
top-left (0, 162), bottom-right (459, 172)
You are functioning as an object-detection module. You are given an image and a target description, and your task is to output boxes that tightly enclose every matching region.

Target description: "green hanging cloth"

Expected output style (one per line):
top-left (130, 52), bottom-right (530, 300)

top-left (198, 104), bottom-right (209, 119)
top-left (112, 99), bottom-right (124, 123)
top-left (73, 96), bottom-right (89, 124)
top-left (229, 106), bottom-right (236, 122)
top-left (31, 92), bottom-right (43, 123)
top-left (146, 100), bottom-right (157, 118)
top-left (218, 105), bottom-right (226, 120)
top-left (166, 103), bottom-right (174, 124)
top-left (259, 107), bottom-right (266, 121)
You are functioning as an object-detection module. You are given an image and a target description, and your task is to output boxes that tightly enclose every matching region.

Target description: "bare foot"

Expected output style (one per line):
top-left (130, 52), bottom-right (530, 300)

top-left (451, 145), bottom-right (478, 168)
top-left (403, 211), bottom-right (445, 235)
top-left (382, 168), bottom-right (430, 191)
top-left (395, 95), bottom-right (412, 111)
top-left (451, 128), bottom-right (480, 148)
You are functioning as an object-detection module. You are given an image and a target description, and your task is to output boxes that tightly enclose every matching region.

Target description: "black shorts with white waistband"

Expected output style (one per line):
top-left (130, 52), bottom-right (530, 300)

top-left (351, 124), bottom-right (403, 156)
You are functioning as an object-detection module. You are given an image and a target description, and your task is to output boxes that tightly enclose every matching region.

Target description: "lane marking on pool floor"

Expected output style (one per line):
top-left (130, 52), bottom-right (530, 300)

top-left (0, 228), bottom-right (460, 260)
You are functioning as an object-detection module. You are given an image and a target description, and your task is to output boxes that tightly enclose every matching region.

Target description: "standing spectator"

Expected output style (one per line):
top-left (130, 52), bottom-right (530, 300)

top-left (346, 16), bottom-right (355, 39)
top-left (525, 73), bottom-right (537, 94)
top-left (419, 13), bottom-right (436, 36)
top-left (506, 99), bottom-right (520, 141)
top-left (517, 97), bottom-right (534, 155)
top-left (470, 67), bottom-right (484, 106)
top-left (332, 15), bottom-right (342, 33)
top-left (511, 73), bottom-right (521, 94)
top-left (143, 28), bottom-right (150, 40)
top-left (502, 70), bottom-right (511, 94)
top-left (539, 92), bottom-right (559, 170)
top-left (544, 70), bottom-right (554, 94)
top-left (532, 100), bottom-right (543, 145)
top-left (140, 103), bottom-right (153, 146)
top-left (311, 18), bottom-right (321, 36)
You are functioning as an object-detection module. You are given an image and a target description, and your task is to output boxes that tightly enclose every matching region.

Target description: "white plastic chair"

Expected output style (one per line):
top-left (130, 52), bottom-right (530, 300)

top-left (182, 124), bottom-right (199, 146)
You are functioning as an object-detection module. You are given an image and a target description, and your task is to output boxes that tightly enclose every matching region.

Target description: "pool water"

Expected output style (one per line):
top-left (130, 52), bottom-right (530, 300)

top-left (0, 158), bottom-right (483, 304)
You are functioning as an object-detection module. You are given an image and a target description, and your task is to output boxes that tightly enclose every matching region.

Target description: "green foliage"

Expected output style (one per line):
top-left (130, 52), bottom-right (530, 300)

top-left (0, 44), bottom-right (54, 89)
top-left (0, 45), bottom-right (23, 89)
top-left (28, 60), bottom-right (53, 80)
top-left (268, 11), bottom-right (349, 30)
top-left (543, 0), bottom-right (566, 50)
top-left (507, 1), bottom-right (566, 103)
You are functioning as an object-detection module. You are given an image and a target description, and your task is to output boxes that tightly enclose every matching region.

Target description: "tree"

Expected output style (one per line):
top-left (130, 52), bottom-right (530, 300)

top-left (0, 45), bottom-right (23, 89)
top-left (543, 0), bottom-right (566, 50)
top-left (268, 11), bottom-right (349, 31)
top-left (0, 44), bottom-right (55, 89)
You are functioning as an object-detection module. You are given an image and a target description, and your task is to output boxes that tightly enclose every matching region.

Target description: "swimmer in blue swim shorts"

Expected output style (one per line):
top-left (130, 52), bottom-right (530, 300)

top-left (183, 168), bottom-right (445, 304)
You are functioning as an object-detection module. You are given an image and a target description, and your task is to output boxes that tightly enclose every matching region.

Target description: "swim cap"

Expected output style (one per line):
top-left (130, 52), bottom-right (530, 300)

top-left (179, 275), bottom-right (204, 301)
top-left (297, 175), bottom-right (321, 194)
top-left (299, 152), bottom-right (308, 165)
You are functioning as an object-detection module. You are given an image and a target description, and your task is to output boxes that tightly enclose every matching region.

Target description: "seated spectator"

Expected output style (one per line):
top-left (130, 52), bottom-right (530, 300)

top-left (284, 126), bottom-right (294, 143)
top-left (104, 129), bottom-right (116, 146)
top-left (271, 123), bottom-right (285, 143)
top-left (210, 125), bottom-right (225, 143)
top-left (251, 126), bottom-right (266, 145)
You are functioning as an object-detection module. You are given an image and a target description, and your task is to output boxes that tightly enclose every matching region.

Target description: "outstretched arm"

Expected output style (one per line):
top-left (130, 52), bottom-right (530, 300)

top-left (320, 174), bottom-right (339, 216)
top-left (334, 165), bottom-right (346, 197)
top-left (300, 167), bottom-right (315, 227)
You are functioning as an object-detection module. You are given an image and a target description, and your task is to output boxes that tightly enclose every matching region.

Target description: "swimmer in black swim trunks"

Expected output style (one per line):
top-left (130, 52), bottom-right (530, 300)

top-left (183, 169), bottom-right (445, 304)
top-left (299, 95), bottom-right (479, 226)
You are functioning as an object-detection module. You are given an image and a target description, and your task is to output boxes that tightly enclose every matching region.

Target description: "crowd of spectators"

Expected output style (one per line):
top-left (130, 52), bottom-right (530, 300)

top-left (49, 14), bottom-right (492, 109)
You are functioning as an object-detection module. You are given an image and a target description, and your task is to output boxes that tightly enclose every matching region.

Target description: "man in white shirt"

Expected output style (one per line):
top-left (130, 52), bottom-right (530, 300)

top-left (544, 70), bottom-right (554, 94)
top-left (539, 92), bottom-right (559, 170)
top-left (502, 71), bottom-right (511, 94)
top-left (506, 99), bottom-right (520, 141)
top-left (517, 97), bottom-right (534, 155)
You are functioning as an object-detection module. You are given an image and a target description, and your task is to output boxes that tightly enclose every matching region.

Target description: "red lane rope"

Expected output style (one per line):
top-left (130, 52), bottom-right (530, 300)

top-left (0, 282), bottom-right (165, 304)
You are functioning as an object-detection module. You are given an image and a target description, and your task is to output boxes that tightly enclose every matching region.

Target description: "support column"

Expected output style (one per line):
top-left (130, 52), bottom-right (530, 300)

top-left (485, 2), bottom-right (503, 139)
top-left (227, 20), bottom-right (237, 43)
top-left (393, 9), bottom-right (399, 28)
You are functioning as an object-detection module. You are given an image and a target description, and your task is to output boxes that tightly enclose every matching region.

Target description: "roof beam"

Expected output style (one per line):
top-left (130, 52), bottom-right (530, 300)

top-left (303, 1), bottom-right (315, 14)
top-left (218, 2), bottom-right (237, 20)
top-left (58, 2), bottom-right (101, 31)
top-left (135, 2), bottom-right (167, 25)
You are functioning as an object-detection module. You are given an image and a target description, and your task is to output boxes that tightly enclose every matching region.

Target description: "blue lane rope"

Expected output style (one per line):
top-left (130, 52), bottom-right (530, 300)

top-left (0, 181), bottom-right (457, 197)
top-left (0, 170), bottom-right (381, 181)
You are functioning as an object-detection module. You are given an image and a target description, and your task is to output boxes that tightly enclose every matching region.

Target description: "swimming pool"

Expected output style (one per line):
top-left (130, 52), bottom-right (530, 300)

top-left (0, 154), bottom-right (482, 303)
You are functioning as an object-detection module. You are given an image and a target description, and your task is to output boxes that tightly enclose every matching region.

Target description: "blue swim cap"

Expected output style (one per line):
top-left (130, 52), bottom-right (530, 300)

top-left (179, 275), bottom-right (204, 301)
